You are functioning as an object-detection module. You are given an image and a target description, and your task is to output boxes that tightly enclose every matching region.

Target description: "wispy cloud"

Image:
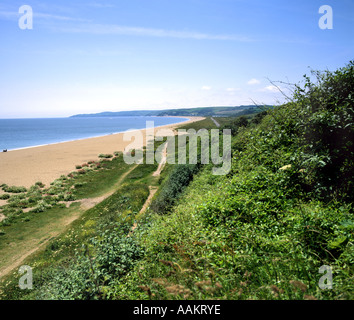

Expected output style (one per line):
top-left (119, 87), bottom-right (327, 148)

top-left (0, 10), bottom-right (89, 22)
top-left (201, 86), bottom-right (212, 90)
top-left (57, 23), bottom-right (253, 41)
top-left (0, 11), bottom-right (16, 19)
top-left (35, 12), bottom-right (89, 22)
top-left (247, 78), bottom-right (261, 85)
top-left (260, 85), bottom-right (279, 92)
top-left (0, 6), bottom-right (252, 42)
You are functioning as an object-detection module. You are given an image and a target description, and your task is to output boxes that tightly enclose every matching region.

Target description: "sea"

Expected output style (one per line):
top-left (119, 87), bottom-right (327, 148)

top-left (0, 116), bottom-right (188, 151)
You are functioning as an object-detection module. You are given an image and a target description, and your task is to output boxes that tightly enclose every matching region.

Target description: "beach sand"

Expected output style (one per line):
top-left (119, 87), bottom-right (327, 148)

top-left (0, 117), bottom-right (204, 188)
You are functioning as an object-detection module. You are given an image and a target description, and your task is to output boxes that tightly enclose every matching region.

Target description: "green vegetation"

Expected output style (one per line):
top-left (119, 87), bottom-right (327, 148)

top-left (150, 164), bottom-right (201, 214)
top-left (1, 182), bottom-right (149, 300)
top-left (0, 62), bottom-right (353, 300)
top-left (0, 155), bottom-right (131, 228)
top-left (98, 153), bottom-right (113, 159)
top-left (125, 163), bottom-right (159, 184)
top-left (0, 140), bottom-right (163, 299)
top-left (156, 105), bottom-right (268, 117)
top-left (70, 105), bottom-right (272, 118)
top-left (1, 185), bottom-right (27, 194)
top-left (0, 194), bottom-right (10, 200)
top-left (177, 117), bottom-right (217, 131)
top-left (115, 61), bottom-right (352, 300)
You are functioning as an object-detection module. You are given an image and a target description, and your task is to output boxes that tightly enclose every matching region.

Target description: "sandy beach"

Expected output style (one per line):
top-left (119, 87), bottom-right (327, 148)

top-left (0, 117), bottom-right (204, 188)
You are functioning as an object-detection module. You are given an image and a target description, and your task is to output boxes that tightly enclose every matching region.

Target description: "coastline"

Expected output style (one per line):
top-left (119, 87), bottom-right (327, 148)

top-left (2, 116), bottom-right (189, 152)
top-left (0, 116), bottom-right (204, 188)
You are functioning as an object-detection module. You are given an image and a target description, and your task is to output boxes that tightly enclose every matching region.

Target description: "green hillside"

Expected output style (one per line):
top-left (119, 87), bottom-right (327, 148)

top-left (70, 105), bottom-right (270, 118)
top-left (114, 61), bottom-right (353, 300)
top-left (1, 62), bottom-right (352, 300)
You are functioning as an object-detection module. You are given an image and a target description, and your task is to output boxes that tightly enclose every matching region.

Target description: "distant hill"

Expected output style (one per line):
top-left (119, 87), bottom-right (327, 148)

top-left (70, 105), bottom-right (272, 118)
top-left (70, 110), bottom-right (159, 117)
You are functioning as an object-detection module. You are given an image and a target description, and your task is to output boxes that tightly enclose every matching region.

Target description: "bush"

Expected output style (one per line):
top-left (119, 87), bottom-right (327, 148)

top-left (35, 181), bottom-right (45, 188)
top-left (291, 61), bottom-right (354, 201)
top-left (74, 182), bottom-right (87, 188)
top-left (0, 194), bottom-right (10, 200)
top-left (31, 200), bottom-right (52, 213)
top-left (98, 154), bottom-right (113, 159)
top-left (221, 116), bottom-right (249, 136)
top-left (150, 164), bottom-right (200, 214)
top-left (39, 229), bottom-right (143, 300)
top-left (2, 185), bottom-right (27, 193)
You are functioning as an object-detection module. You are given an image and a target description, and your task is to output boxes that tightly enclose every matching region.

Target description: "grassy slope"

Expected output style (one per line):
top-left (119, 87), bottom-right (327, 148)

top-left (0, 60), bottom-right (353, 300)
top-left (0, 156), bottom-right (132, 274)
top-left (113, 61), bottom-right (354, 300)
top-left (0, 141), bottom-right (162, 299)
top-left (115, 108), bottom-right (353, 300)
top-left (1, 110), bottom-right (352, 300)
top-left (71, 105), bottom-right (268, 118)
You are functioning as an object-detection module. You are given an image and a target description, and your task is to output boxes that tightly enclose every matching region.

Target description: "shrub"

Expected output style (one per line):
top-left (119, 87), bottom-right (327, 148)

top-left (39, 229), bottom-right (143, 299)
top-left (291, 61), bottom-right (354, 201)
top-left (83, 166), bottom-right (93, 173)
top-left (221, 116), bottom-right (249, 136)
top-left (35, 181), bottom-right (45, 188)
top-left (74, 182), bottom-right (87, 188)
top-left (150, 164), bottom-right (201, 214)
top-left (0, 194), bottom-right (10, 200)
top-left (63, 193), bottom-right (75, 201)
top-left (98, 154), bottom-right (113, 159)
top-left (2, 185), bottom-right (27, 193)
top-left (31, 200), bottom-right (52, 213)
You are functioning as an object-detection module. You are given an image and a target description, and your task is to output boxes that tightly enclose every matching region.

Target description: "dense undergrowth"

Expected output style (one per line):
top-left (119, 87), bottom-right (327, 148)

top-left (114, 61), bottom-right (353, 300)
top-left (0, 62), bottom-right (353, 300)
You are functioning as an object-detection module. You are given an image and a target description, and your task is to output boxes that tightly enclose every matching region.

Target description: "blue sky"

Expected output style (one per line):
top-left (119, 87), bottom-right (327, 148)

top-left (0, 0), bottom-right (353, 118)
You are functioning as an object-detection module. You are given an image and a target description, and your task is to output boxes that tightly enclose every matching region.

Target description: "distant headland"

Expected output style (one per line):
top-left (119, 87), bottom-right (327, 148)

top-left (70, 105), bottom-right (272, 118)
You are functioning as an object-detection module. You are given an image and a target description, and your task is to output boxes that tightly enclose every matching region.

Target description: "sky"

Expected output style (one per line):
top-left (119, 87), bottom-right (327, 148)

top-left (0, 0), bottom-right (353, 118)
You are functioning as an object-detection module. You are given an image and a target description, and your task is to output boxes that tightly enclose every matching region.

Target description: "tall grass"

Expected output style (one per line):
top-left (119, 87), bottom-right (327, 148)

top-left (0, 62), bottom-right (352, 300)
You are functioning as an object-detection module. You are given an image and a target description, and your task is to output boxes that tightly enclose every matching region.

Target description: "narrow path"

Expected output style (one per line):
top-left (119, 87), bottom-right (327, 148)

top-left (211, 117), bottom-right (220, 127)
top-left (139, 186), bottom-right (158, 215)
top-left (129, 143), bottom-right (167, 236)
top-left (0, 210), bottom-right (82, 278)
top-left (76, 163), bottom-right (139, 210)
top-left (0, 144), bottom-right (167, 278)
top-left (153, 143), bottom-right (167, 177)
top-left (0, 163), bottom-right (139, 279)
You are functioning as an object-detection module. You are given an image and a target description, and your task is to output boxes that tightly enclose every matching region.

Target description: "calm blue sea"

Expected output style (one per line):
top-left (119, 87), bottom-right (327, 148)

top-left (0, 116), bottom-right (187, 151)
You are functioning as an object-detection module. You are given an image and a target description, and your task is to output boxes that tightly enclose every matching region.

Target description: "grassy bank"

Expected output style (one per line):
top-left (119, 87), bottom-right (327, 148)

top-left (0, 143), bottom-right (162, 299)
top-left (0, 62), bottom-right (353, 300)
top-left (111, 62), bottom-right (353, 300)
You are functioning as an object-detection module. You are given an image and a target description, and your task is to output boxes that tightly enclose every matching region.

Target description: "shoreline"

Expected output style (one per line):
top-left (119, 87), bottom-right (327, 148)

top-left (0, 116), bottom-right (204, 188)
top-left (3, 116), bottom-right (190, 152)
